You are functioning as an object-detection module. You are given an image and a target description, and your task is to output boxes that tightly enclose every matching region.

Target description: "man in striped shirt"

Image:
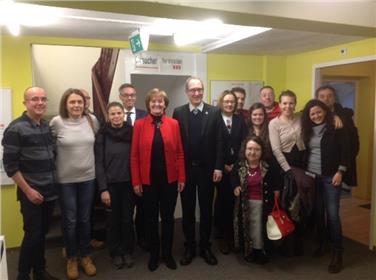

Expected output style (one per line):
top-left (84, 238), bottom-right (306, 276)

top-left (2, 87), bottom-right (59, 280)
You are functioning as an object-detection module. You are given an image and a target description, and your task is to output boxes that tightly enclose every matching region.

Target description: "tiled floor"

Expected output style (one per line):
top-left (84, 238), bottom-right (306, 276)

top-left (340, 196), bottom-right (371, 246)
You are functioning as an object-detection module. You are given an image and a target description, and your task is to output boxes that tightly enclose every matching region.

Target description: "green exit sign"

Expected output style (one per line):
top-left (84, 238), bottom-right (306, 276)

top-left (129, 33), bottom-right (145, 54)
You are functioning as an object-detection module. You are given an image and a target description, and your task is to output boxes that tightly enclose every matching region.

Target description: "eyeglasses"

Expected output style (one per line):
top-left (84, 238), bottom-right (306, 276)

top-left (120, 93), bottom-right (136, 99)
top-left (26, 97), bottom-right (48, 103)
top-left (188, 88), bottom-right (203, 94)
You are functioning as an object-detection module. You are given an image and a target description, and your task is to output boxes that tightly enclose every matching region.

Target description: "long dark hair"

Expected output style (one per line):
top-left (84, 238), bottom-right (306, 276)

top-left (238, 135), bottom-right (265, 163)
top-left (248, 102), bottom-right (269, 141)
top-left (301, 99), bottom-right (334, 146)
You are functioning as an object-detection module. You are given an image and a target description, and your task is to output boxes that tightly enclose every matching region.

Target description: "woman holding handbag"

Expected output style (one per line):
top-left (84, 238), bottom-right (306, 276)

top-left (268, 90), bottom-right (306, 256)
top-left (232, 135), bottom-right (280, 264)
top-left (301, 99), bottom-right (350, 273)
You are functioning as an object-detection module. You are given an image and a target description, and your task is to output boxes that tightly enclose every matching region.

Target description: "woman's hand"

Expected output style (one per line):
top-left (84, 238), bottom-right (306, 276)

top-left (101, 190), bottom-right (111, 207)
top-left (178, 182), bottom-right (185, 193)
top-left (332, 171), bottom-right (343, 187)
top-left (134, 185), bottom-right (143, 196)
top-left (234, 186), bottom-right (241, 197)
top-left (213, 170), bottom-right (223, 182)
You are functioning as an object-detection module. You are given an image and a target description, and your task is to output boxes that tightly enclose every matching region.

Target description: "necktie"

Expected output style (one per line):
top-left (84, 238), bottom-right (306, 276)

top-left (226, 118), bottom-right (232, 133)
top-left (192, 108), bottom-right (199, 115)
top-left (126, 112), bottom-right (133, 126)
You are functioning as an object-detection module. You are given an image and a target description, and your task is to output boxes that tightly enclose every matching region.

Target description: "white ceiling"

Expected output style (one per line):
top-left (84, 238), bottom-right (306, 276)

top-left (0, 1), bottom-right (371, 55)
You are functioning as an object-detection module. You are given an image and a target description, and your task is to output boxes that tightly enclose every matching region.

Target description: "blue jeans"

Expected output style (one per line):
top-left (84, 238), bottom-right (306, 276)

top-left (60, 180), bottom-right (95, 258)
top-left (317, 176), bottom-right (343, 250)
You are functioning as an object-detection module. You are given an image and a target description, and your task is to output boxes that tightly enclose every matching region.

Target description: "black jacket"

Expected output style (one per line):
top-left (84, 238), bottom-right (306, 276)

top-left (220, 113), bottom-right (248, 165)
top-left (303, 124), bottom-right (350, 177)
top-left (333, 103), bottom-right (359, 186)
top-left (95, 122), bottom-right (132, 192)
top-left (173, 103), bottom-right (224, 174)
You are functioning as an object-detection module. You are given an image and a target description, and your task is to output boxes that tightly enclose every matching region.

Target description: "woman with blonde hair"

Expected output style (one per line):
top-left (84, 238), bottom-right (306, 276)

top-left (131, 88), bottom-right (185, 271)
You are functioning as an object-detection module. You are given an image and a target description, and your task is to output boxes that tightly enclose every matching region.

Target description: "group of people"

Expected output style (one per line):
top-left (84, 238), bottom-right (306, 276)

top-left (2, 77), bottom-right (358, 280)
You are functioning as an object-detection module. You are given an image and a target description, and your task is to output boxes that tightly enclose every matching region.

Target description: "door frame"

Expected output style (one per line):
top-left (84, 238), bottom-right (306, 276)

top-left (313, 55), bottom-right (376, 250)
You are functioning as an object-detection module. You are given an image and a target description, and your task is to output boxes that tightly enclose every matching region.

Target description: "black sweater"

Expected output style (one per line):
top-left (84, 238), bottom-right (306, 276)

top-left (95, 122), bottom-right (132, 192)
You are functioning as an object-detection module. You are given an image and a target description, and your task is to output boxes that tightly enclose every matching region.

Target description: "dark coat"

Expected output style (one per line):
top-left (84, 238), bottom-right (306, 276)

top-left (333, 103), bottom-right (359, 186)
top-left (94, 122), bottom-right (132, 192)
top-left (220, 113), bottom-right (248, 165)
top-left (135, 108), bottom-right (148, 120)
top-left (173, 103), bottom-right (224, 174)
top-left (303, 124), bottom-right (350, 178)
top-left (231, 160), bottom-right (280, 255)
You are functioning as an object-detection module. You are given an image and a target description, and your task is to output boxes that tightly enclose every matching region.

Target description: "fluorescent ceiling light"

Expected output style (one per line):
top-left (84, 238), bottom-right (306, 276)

top-left (202, 26), bottom-right (271, 52)
top-left (0, 0), bottom-right (61, 35)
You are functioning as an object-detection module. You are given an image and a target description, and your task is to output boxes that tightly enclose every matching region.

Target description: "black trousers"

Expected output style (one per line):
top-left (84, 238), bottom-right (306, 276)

top-left (143, 181), bottom-right (178, 257)
top-left (107, 182), bottom-right (135, 257)
top-left (134, 196), bottom-right (146, 242)
top-left (214, 173), bottom-right (234, 240)
top-left (181, 165), bottom-right (215, 249)
top-left (18, 194), bottom-right (55, 279)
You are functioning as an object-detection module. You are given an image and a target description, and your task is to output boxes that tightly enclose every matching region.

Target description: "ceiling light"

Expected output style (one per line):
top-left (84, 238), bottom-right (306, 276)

top-left (7, 22), bottom-right (20, 36)
top-left (202, 26), bottom-right (271, 52)
top-left (0, 0), bottom-right (60, 35)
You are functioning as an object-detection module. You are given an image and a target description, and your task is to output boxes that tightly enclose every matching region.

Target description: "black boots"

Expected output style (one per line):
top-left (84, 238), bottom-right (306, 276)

top-left (328, 249), bottom-right (343, 273)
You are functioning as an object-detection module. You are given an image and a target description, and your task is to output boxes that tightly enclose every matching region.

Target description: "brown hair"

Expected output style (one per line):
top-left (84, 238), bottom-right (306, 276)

top-left (231, 87), bottom-right (246, 97)
top-left (218, 90), bottom-right (238, 114)
top-left (118, 83), bottom-right (135, 93)
top-left (145, 88), bottom-right (169, 113)
top-left (59, 88), bottom-right (87, 118)
top-left (279, 89), bottom-right (297, 104)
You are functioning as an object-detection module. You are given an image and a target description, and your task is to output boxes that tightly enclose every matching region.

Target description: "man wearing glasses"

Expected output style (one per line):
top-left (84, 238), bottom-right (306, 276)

top-left (173, 77), bottom-right (224, 266)
top-left (2, 87), bottom-right (59, 280)
top-left (118, 83), bottom-right (148, 262)
top-left (118, 83), bottom-right (147, 126)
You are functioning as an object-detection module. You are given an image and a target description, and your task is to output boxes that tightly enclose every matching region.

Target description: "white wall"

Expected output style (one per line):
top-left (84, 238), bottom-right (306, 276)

top-left (32, 44), bottom-right (126, 117)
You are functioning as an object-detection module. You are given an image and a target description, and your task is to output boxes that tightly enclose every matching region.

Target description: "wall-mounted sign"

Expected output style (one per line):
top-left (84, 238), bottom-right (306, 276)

top-left (132, 52), bottom-right (191, 74)
top-left (1, 88), bottom-right (13, 186)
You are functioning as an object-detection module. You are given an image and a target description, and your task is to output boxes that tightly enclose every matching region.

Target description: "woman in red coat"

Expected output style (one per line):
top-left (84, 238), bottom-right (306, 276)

top-left (131, 88), bottom-right (185, 272)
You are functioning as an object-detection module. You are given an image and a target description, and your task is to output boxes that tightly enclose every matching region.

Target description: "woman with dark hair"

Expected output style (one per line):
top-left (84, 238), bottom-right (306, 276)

top-left (95, 102), bottom-right (135, 269)
top-left (50, 88), bottom-right (99, 280)
top-left (214, 90), bottom-right (248, 254)
top-left (248, 102), bottom-right (272, 161)
top-left (131, 88), bottom-right (185, 272)
top-left (232, 135), bottom-right (280, 264)
top-left (301, 99), bottom-right (350, 274)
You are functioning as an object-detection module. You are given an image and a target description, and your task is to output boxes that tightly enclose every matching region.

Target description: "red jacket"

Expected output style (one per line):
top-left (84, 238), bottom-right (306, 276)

top-left (131, 114), bottom-right (186, 187)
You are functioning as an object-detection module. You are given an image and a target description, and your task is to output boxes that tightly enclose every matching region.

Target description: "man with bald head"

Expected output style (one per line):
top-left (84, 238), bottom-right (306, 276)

top-left (2, 87), bottom-right (59, 280)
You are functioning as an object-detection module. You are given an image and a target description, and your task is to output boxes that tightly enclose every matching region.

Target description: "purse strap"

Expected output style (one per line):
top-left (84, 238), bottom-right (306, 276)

top-left (272, 196), bottom-right (281, 215)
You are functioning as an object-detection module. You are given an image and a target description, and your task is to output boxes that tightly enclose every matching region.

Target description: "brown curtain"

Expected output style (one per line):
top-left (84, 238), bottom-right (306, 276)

top-left (91, 48), bottom-right (120, 122)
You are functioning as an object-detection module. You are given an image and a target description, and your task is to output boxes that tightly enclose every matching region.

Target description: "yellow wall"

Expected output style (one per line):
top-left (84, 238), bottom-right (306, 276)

top-left (286, 38), bottom-right (376, 110)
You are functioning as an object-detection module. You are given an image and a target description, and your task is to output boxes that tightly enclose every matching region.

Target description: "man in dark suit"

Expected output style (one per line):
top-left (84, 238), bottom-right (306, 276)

top-left (173, 77), bottom-right (224, 266)
top-left (118, 83), bottom-right (148, 264)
